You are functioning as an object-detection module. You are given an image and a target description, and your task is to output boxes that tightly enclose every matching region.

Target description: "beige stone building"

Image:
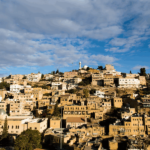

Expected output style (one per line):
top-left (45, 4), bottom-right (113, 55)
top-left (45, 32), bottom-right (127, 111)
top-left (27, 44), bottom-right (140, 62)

top-left (121, 108), bottom-right (136, 119)
top-left (50, 117), bottom-right (61, 128)
top-left (60, 94), bottom-right (73, 106)
top-left (44, 74), bottom-right (53, 80)
top-left (0, 90), bottom-right (7, 100)
top-left (60, 94), bottom-right (81, 106)
top-left (3, 78), bottom-right (27, 86)
top-left (113, 97), bottom-right (123, 108)
top-left (104, 74), bottom-right (114, 86)
top-left (10, 74), bottom-right (24, 80)
top-left (0, 102), bottom-right (7, 113)
top-left (32, 88), bottom-right (43, 100)
top-left (109, 114), bottom-right (145, 137)
top-left (38, 99), bottom-right (50, 109)
top-left (138, 76), bottom-right (146, 85)
top-left (0, 109), bottom-right (48, 135)
top-left (3, 78), bottom-right (16, 84)
top-left (13, 93), bottom-right (36, 102)
top-left (25, 73), bottom-right (42, 82)
top-left (63, 105), bottom-right (90, 119)
top-left (123, 73), bottom-right (139, 78)
top-left (105, 64), bottom-right (115, 70)
top-left (47, 104), bottom-right (55, 115)
top-left (64, 72), bottom-right (78, 78)
top-left (109, 139), bottom-right (118, 150)
top-left (117, 78), bottom-right (140, 88)
top-left (69, 125), bottom-right (105, 137)
top-left (102, 99), bottom-right (111, 113)
top-left (8, 100), bottom-right (36, 116)
top-left (66, 117), bottom-right (87, 128)
top-left (91, 73), bottom-right (103, 86)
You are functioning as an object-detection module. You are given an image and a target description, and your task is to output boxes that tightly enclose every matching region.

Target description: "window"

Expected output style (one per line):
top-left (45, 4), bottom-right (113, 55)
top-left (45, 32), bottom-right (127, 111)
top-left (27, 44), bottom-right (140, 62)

top-left (12, 126), bottom-right (13, 129)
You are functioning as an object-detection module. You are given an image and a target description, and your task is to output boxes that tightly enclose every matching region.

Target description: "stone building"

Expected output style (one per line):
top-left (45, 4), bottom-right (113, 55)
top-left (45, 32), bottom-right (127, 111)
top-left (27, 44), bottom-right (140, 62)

top-left (66, 117), bottom-right (87, 128)
top-left (63, 105), bottom-right (90, 119)
top-left (113, 97), bottom-right (123, 108)
top-left (0, 109), bottom-right (48, 135)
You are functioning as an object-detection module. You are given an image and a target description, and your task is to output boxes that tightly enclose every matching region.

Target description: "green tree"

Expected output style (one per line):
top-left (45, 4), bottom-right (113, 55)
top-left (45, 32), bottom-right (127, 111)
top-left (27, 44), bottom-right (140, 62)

top-left (0, 82), bottom-right (10, 90)
top-left (1, 117), bottom-right (8, 140)
top-left (22, 76), bottom-right (27, 79)
top-left (14, 129), bottom-right (42, 150)
top-left (56, 69), bottom-right (59, 74)
top-left (35, 109), bottom-right (40, 118)
top-left (5, 75), bottom-right (11, 79)
top-left (53, 102), bottom-right (60, 117)
top-left (83, 89), bottom-right (89, 98)
top-left (78, 81), bottom-right (86, 86)
top-left (59, 72), bottom-right (64, 76)
top-left (130, 70), bottom-right (132, 74)
top-left (90, 89), bottom-right (96, 94)
top-left (139, 68), bottom-right (146, 76)
top-left (41, 74), bottom-right (44, 79)
top-left (51, 71), bottom-right (56, 75)
top-left (78, 77), bottom-right (91, 86)
top-left (65, 89), bottom-right (77, 94)
top-left (86, 67), bottom-right (90, 71)
top-left (97, 66), bottom-right (103, 70)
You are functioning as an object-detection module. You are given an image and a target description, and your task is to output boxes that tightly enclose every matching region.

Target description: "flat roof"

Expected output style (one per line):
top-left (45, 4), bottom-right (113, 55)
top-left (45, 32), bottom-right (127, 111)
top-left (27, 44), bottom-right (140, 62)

top-left (67, 117), bottom-right (85, 123)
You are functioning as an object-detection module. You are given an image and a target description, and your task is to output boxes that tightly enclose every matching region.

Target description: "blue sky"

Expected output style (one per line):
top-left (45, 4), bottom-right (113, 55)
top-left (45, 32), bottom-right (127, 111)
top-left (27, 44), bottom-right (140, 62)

top-left (0, 0), bottom-right (150, 77)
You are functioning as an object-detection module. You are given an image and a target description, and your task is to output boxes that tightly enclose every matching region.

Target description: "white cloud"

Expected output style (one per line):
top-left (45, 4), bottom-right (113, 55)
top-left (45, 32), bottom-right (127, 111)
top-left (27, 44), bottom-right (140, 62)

top-left (106, 36), bottom-right (148, 53)
top-left (90, 55), bottom-right (118, 64)
top-left (0, 0), bottom-right (150, 69)
top-left (0, 28), bottom-right (118, 69)
top-left (0, 0), bottom-right (128, 40)
top-left (109, 38), bottom-right (127, 47)
top-left (105, 47), bottom-right (129, 53)
top-left (132, 65), bottom-right (149, 70)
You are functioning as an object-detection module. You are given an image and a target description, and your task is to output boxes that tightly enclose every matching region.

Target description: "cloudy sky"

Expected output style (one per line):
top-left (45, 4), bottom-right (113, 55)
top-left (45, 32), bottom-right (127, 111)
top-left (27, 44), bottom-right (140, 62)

top-left (0, 0), bottom-right (150, 76)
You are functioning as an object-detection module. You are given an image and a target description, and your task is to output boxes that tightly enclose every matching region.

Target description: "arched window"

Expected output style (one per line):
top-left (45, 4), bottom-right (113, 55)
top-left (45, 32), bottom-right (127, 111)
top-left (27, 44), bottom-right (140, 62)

top-left (18, 126), bottom-right (19, 129)
top-left (16, 126), bottom-right (17, 129)
top-left (8, 126), bottom-right (9, 129)
top-left (12, 126), bottom-right (13, 129)
top-left (1, 126), bottom-right (3, 129)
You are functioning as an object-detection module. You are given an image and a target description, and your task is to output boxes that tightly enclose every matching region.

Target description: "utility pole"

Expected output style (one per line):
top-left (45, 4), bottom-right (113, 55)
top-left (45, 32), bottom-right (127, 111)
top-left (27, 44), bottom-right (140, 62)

top-left (60, 106), bottom-right (62, 149)
top-left (137, 115), bottom-right (143, 149)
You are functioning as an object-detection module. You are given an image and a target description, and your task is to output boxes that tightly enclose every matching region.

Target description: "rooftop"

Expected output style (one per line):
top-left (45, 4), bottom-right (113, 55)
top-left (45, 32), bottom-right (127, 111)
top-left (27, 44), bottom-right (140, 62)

top-left (67, 117), bottom-right (86, 123)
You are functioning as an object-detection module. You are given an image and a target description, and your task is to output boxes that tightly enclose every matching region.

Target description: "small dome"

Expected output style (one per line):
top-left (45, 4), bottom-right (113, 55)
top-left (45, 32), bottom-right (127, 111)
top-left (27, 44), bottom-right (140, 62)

top-left (83, 65), bottom-right (88, 69)
top-left (0, 109), bottom-right (6, 115)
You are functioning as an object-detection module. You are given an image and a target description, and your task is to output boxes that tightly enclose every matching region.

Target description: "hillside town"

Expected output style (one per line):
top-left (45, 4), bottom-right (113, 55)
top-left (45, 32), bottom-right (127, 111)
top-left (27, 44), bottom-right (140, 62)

top-left (0, 63), bottom-right (150, 150)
